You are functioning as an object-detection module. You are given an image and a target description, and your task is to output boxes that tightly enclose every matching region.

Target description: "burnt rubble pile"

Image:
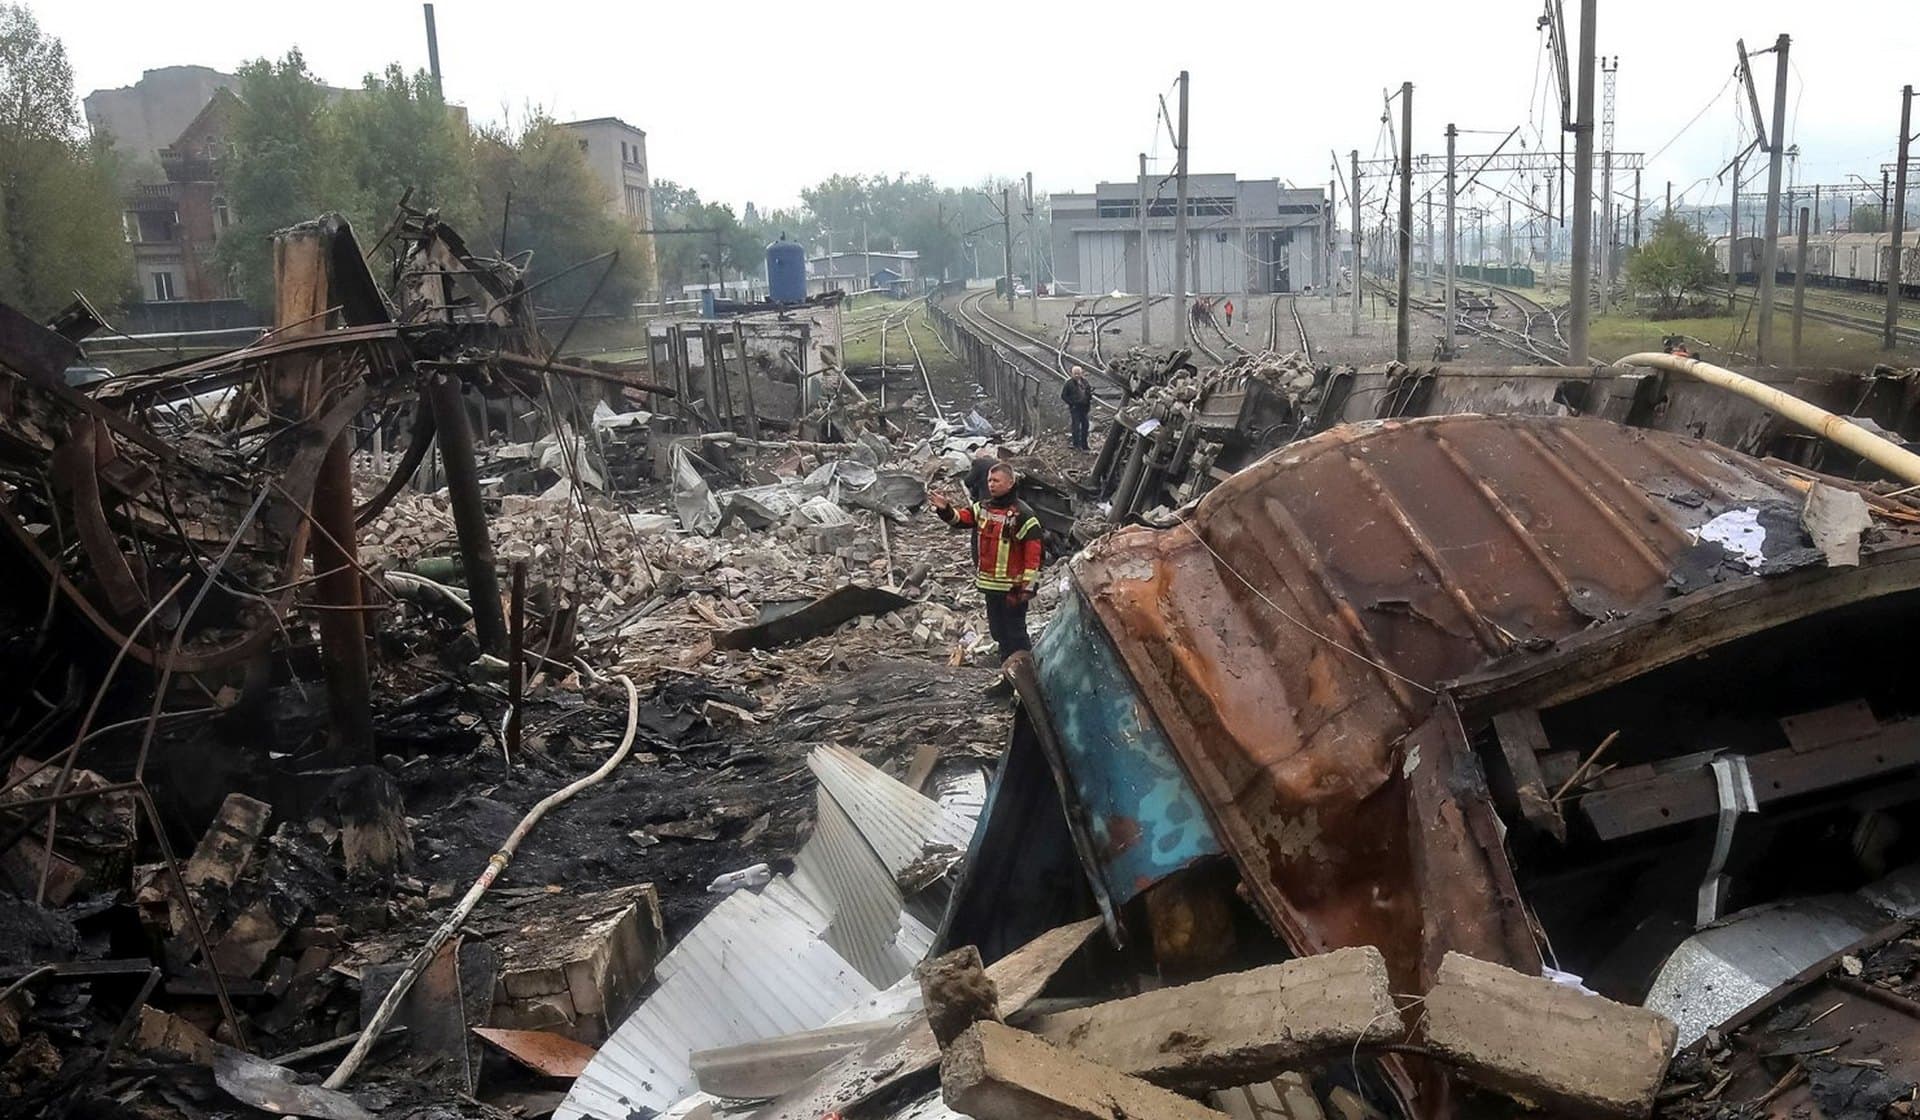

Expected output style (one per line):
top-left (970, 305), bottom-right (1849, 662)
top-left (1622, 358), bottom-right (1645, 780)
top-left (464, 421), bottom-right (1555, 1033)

top-left (0, 204), bottom-right (1036, 1119)
top-left (16, 200), bottom-right (1920, 1120)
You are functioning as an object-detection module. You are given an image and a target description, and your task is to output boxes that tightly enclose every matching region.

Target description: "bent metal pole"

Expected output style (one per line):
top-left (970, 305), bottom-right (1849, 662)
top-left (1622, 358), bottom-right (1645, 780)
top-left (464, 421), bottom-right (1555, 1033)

top-left (1616, 352), bottom-right (1920, 485)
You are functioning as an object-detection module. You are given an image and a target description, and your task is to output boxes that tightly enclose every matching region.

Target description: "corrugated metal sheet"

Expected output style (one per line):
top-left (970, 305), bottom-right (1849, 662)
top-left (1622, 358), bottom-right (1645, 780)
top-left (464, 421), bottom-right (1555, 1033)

top-left (801, 789), bottom-right (916, 988)
top-left (808, 745), bottom-right (974, 876)
top-left (1071, 414), bottom-right (1920, 1003)
top-left (557, 876), bottom-right (878, 1120)
top-left (561, 748), bottom-right (987, 1120)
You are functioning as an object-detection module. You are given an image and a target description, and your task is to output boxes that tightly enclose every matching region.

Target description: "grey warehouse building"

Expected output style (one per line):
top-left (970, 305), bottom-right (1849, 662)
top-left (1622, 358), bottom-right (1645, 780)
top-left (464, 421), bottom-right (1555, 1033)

top-left (1049, 174), bottom-right (1328, 297)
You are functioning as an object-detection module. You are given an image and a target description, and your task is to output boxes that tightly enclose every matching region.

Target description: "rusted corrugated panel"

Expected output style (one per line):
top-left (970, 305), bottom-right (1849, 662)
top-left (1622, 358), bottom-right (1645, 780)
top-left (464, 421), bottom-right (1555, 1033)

top-left (1072, 413), bottom-right (1916, 1001)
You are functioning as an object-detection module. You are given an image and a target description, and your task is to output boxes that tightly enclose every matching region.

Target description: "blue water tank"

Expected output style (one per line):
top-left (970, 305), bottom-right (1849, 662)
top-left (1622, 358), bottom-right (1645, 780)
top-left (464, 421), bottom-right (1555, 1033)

top-left (767, 235), bottom-right (807, 304)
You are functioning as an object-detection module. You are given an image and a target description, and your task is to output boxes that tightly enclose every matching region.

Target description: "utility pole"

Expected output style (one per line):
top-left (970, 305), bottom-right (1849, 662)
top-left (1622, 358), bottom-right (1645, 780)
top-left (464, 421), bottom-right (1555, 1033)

top-left (1139, 153), bottom-right (1152, 346)
top-left (1001, 187), bottom-right (1014, 314)
top-left (1889, 84), bottom-right (1914, 352)
top-left (1504, 198), bottom-right (1513, 274)
top-left (1728, 151), bottom-right (1742, 313)
top-left (1396, 81), bottom-right (1414, 363)
top-left (1814, 184), bottom-right (1821, 233)
top-left (1568, 0), bottom-right (1597, 365)
top-left (1328, 174), bottom-right (1338, 314)
top-left (1350, 149), bottom-right (1363, 337)
top-left (1425, 190), bottom-right (1435, 296)
top-left (1599, 152), bottom-right (1613, 314)
top-left (1756, 34), bottom-right (1791, 364)
top-left (1633, 169), bottom-right (1642, 245)
top-left (1025, 171), bottom-right (1038, 320)
top-left (422, 4), bottom-right (443, 95)
top-left (1792, 206), bottom-right (1809, 365)
top-left (1666, 180), bottom-right (1673, 221)
top-left (1545, 174), bottom-right (1555, 290)
top-left (862, 220), bottom-right (871, 292)
top-left (1445, 124), bottom-right (1458, 355)
top-left (1173, 69), bottom-right (1191, 333)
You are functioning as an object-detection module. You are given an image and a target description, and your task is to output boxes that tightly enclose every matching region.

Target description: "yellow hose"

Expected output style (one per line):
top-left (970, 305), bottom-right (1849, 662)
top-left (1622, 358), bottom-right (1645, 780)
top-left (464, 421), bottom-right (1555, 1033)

top-left (1615, 352), bottom-right (1920, 486)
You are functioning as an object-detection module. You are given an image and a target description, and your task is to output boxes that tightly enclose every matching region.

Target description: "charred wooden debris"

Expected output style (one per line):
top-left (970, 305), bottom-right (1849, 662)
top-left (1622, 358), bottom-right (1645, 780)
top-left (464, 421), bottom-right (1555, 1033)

top-left (13, 211), bottom-right (1920, 1120)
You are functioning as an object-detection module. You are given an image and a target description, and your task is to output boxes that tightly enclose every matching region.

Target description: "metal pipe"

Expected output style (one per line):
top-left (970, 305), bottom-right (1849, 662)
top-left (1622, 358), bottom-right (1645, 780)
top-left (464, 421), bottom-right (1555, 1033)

top-left (1617, 352), bottom-right (1920, 484)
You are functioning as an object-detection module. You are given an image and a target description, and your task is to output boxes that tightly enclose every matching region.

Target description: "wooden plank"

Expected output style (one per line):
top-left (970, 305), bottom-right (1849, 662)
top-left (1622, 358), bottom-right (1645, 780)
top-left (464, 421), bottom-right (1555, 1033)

top-left (1488, 709), bottom-right (1567, 841)
top-left (1579, 717), bottom-right (1920, 840)
top-left (756, 916), bottom-right (1103, 1120)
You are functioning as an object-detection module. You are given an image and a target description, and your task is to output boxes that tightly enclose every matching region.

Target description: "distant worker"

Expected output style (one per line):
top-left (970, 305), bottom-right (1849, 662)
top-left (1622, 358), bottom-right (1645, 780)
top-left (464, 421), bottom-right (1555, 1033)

top-left (1061, 366), bottom-right (1094, 451)
top-left (1223, 299), bottom-right (1235, 328)
top-left (929, 462), bottom-right (1044, 688)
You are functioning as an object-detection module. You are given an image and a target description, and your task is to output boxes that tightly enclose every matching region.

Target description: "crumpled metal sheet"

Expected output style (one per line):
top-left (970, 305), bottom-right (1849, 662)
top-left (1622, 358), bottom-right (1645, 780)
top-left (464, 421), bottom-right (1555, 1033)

top-left (1644, 894), bottom-right (1885, 1049)
top-left (1070, 414), bottom-right (1908, 997)
top-left (1031, 589), bottom-right (1222, 905)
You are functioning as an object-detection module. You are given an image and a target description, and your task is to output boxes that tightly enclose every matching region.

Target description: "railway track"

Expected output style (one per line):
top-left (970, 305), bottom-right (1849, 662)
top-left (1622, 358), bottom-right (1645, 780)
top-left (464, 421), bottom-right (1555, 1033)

top-left (1706, 286), bottom-right (1920, 349)
top-left (1288, 295), bottom-right (1315, 366)
top-left (1381, 281), bottom-right (1571, 365)
top-left (953, 288), bottom-right (1121, 411)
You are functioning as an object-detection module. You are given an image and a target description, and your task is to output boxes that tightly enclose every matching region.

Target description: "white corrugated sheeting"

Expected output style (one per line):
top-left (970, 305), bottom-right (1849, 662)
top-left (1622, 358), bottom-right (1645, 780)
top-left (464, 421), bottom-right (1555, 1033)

top-left (809, 745), bottom-right (976, 877)
top-left (555, 876), bottom-right (878, 1120)
top-left (801, 789), bottom-right (915, 987)
top-left (558, 748), bottom-right (985, 1120)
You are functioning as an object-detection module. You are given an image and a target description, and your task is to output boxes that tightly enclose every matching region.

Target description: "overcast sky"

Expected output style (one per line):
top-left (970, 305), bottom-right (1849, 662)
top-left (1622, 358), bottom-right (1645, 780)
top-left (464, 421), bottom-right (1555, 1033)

top-left (38, 0), bottom-right (1918, 221)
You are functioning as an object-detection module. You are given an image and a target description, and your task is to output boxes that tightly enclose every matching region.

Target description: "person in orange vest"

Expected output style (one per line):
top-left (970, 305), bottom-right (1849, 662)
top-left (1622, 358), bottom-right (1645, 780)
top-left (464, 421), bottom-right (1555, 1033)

top-left (1223, 298), bottom-right (1234, 328)
top-left (929, 462), bottom-right (1044, 686)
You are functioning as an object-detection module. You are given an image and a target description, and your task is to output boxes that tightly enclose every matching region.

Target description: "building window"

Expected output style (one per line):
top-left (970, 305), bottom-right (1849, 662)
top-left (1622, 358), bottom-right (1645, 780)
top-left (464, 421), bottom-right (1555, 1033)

top-left (213, 196), bottom-right (231, 231)
top-left (152, 272), bottom-right (177, 301)
top-left (123, 212), bottom-right (139, 243)
top-left (620, 141), bottom-right (628, 162)
top-left (578, 139), bottom-right (589, 152)
top-left (1097, 200), bottom-right (1138, 219)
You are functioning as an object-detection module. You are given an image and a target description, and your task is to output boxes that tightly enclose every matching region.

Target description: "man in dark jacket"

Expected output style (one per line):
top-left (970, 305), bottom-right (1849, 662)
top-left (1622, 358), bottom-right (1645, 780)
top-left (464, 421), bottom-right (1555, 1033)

top-left (1061, 365), bottom-right (1094, 450)
top-left (930, 461), bottom-right (1043, 679)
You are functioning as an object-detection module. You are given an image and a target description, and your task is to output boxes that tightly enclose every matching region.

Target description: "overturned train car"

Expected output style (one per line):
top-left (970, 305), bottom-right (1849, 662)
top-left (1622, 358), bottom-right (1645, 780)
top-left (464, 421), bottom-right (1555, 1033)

top-left (1086, 357), bottom-right (1920, 527)
top-left (947, 411), bottom-right (1920, 1116)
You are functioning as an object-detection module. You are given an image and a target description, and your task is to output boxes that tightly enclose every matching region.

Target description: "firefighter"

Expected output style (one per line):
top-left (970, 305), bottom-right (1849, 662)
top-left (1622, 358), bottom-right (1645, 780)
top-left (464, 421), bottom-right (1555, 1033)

top-left (929, 462), bottom-right (1044, 686)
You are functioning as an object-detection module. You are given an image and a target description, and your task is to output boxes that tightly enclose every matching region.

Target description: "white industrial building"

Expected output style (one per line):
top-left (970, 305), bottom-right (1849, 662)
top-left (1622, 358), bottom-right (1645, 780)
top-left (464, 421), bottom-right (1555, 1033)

top-left (1048, 174), bottom-right (1328, 296)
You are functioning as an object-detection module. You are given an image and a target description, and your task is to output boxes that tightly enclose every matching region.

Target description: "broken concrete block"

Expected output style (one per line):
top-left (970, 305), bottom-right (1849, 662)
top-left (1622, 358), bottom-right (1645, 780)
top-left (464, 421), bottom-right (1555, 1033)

top-left (1029, 946), bottom-right (1397, 1093)
top-left (174, 793), bottom-right (270, 935)
top-left (134, 1006), bottom-right (216, 1065)
top-left (329, 766), bottom-right (413, 878)
top-left (942, 1020), bottom-right (1227, 1120)
top-left (918, 945), bottom-right (1000, 1047)
top-left (1424, 951), bottom-right (1676, 1118)
top-left (1212, 1072), bottom-right (1326, 1120)
top-left (490, 884), bottom-right (663, 1043)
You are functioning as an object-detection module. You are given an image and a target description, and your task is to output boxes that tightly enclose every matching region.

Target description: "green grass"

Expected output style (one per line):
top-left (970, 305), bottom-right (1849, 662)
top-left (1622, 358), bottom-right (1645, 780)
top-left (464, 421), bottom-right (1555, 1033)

top-left (1585, 308), bottom-right (1920, 369)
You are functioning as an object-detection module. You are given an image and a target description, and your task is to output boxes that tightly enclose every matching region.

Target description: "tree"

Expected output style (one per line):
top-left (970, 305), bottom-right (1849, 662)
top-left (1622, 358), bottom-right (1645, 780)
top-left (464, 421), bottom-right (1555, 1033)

top-left (474, 113), bottom-right (643, 315)
top-left (1626, 215), bottom-right (1719, 315)
top-left (648, 180), bottom-right (761, 295)
top-left (331, 64), bottom-right (478, 244)
top-left (0, 5), bottom-right (132, 316)
top-left (1852, 204), bottom-right (1887, 234)
top-left (217, 50), bottom-right (344, 306)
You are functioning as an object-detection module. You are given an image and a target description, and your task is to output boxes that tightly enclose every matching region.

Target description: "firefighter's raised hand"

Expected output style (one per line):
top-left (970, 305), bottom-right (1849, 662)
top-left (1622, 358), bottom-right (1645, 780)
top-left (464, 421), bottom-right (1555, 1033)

top-left (928, 490), bottom-right (952, 511)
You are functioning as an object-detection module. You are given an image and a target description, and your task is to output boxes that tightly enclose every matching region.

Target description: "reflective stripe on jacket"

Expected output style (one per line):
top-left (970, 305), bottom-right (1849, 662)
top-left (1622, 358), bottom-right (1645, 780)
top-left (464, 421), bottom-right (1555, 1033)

top-left (939, 496), bottom-right (1043, 591)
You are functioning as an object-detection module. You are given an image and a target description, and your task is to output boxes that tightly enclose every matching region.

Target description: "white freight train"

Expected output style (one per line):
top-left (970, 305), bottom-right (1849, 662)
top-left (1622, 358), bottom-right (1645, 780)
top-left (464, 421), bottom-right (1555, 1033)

top-left (1711, 231), bottom-right (1920, 295)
